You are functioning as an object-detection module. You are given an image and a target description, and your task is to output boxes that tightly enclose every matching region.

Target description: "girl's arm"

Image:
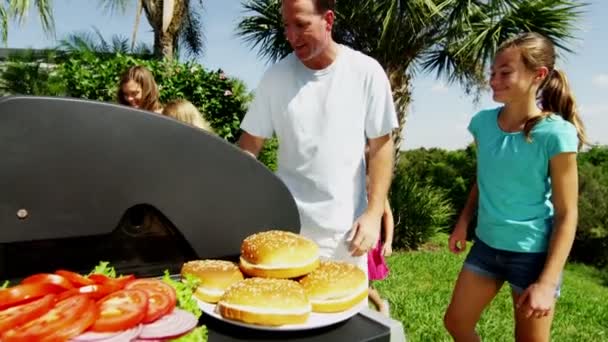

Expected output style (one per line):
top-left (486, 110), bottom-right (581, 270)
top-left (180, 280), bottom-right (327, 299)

top-left (382, 198), bottom-right (394, 244)
top-left (448, 181), bottom-right (478, 254)
top-left (517, 152), bottom-right (578, 317)
top-left (539, 152), bottom-right (579, 287)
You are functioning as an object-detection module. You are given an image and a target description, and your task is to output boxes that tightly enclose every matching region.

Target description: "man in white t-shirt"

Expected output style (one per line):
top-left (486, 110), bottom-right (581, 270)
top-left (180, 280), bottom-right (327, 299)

top-left (238, 0), bottom-right (398, 272)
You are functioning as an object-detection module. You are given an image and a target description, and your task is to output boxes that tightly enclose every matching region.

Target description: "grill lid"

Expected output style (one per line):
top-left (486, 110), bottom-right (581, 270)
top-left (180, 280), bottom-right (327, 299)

top-left (0, 95), bottom-right (300, 279)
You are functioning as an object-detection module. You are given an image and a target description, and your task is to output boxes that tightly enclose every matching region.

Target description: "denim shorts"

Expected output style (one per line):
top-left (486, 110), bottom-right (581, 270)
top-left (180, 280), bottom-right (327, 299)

top-left (463, 238), bottom-right (561, 296)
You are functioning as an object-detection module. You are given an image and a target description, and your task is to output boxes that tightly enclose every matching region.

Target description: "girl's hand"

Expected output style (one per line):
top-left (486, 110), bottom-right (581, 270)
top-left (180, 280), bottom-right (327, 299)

top-left (381, 242), bottom-right (392, 257)
top-left (448, 222), bottom-right (468, 254)
top-left (517, 282), bottom-right (557, 319)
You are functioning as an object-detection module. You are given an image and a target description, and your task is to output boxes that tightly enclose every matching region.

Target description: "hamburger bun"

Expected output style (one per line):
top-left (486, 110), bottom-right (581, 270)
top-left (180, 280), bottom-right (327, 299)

top-left (181, 260), bottom-right (244, 303)
top-left (240, 230), bottom-right (319, 278)
top-left (218, 277), bottom-right (311, 326)
top-left (299, 261), bottom-right (368, 313)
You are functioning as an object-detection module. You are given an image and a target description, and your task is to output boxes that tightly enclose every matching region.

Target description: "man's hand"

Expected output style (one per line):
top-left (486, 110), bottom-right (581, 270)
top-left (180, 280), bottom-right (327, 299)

top-left (348, 210), bottom-right (382, 256)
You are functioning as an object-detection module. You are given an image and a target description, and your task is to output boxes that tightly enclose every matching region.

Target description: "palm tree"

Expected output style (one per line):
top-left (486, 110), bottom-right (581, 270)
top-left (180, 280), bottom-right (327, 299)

top-left (1, 0), bottom-right (54, 43)
top-left (57, 28), bottom-right (153, 55)
top-left (98, 0), bottom-right (205, 60)
top-left (236, 0), bottom-right (586, 165)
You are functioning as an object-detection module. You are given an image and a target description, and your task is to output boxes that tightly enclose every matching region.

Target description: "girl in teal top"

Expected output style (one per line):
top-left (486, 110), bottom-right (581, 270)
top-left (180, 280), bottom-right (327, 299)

top-left (443, 32), bottom-right (587, 342)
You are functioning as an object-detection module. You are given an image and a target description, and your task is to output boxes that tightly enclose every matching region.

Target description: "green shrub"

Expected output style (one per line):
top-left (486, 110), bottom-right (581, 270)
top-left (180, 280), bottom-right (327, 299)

top-left (57, 52), bottom-right (251, 143)
top-left (571, 161), bottom-right (608, 267)
top-left (0, 50), bottom-right (66, 96)
top-left (389, 169), bottom-right (455, 250)
top-left (398, 145), bottom-right (476, 226)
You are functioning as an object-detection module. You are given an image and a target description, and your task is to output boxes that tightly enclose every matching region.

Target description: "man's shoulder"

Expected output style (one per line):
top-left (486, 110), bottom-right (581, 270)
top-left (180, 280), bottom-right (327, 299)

top-left (262, 53), bottom-right (297, 79)
top-left (340, 45), bottom-right (384, 74)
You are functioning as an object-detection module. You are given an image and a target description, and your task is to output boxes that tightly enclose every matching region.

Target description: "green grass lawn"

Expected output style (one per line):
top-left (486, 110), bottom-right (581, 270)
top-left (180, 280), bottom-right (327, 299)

top-left (375, 234), bottom-right (608, 341)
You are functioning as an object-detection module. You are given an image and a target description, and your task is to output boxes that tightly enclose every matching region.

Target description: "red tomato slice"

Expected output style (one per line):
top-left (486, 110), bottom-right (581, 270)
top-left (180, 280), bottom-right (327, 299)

top-left (91, 289), bottom-right (148, 332)
top-left (1, 294), bottom-right (93, 342)
top-left (125, 279), bottom-right (177, 323)
top-left (142, 290), bottom-right (173, 323)
top-left (0, 294), bottom-right (56, 334)
top-left (0, 283), bottom-right (65, 310)
top-left (125, 279), bottom-right (176, 306)
top-left (43, 299), bottom-right (98, 341)
top-left (55, 270), bottom-right (94, 287)
top-left (21, 273), bottom-right (74, 290)
top-left (89, 274), bottom-right (135, 290)
top-left (57, 284), bottom-right (118, 301)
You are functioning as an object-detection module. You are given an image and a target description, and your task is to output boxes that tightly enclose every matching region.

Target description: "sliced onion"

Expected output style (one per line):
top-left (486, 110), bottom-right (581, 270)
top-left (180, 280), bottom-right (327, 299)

top-left (137, 309), bottom-right (197, 340)
top-left (70, 324), bottom-right (142, 342)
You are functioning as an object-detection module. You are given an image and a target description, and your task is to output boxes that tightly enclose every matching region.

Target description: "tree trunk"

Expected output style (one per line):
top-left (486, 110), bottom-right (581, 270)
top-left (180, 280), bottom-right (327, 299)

top-left (143, 0), bottom-right (185, 60)
top-left (154, 31), bottom-right (175, 60)
top-left (387, 68), bottom-right (412, 174)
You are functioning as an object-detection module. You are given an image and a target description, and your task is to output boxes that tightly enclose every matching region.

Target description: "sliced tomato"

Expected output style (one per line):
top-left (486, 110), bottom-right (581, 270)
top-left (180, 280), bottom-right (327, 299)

top-left (92, 289), bottom-right (148, 332)
top-left (89, 273), bottom-right (135, 290)
top-left (142, 290), bottom-right (173, 323)
top-left (1, 294), bottom-right (93, 342)
top-left (43, 299), bottom-right (98, 341)
top-left (0, 294), bottom-right (56, 334)
top-left (55, 270), bottom-right (94, 287)
top-left (0, 283), bottom-right (65, 310)
top-left (125, 279), bottom-right (176, 306)
top-left (57, 284), bottom-right (118, 301)
top-left (125, 279), bottom-right (177, 323)
top-left (21, 273), bottom-right (74, 290)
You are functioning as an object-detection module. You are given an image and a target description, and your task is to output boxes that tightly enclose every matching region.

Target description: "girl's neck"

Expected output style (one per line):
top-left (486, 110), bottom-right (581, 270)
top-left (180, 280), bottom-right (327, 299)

top-left (500, 97), bottom-right (543, 132)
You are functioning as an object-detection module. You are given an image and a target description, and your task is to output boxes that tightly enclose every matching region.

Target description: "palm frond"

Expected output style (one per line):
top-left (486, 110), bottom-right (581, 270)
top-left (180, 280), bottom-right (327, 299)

top-left (178, 0), bottom-right (205, 58)
top-left (98, 0), bottom-right (131, 14)
top-left (236, 0), bottom-right (290, 64)
top-left (0, 5), bottom-right (8, 44)
top-left (9, 0), bottom-right (55, 36)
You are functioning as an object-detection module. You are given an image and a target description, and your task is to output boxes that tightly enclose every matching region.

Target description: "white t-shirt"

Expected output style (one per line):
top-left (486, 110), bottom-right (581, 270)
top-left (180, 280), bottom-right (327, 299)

top-left (241, 45), bottom-right (398, 233)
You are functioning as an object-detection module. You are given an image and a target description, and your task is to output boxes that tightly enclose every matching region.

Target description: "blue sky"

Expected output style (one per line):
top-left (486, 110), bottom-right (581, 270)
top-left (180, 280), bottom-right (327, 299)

top-left (8, 0), bottom-right (607, 150)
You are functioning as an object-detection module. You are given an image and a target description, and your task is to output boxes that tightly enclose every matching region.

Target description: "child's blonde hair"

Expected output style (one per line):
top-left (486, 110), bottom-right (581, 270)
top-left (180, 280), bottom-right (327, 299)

top-left (162, 99), bottom-right (214, 133)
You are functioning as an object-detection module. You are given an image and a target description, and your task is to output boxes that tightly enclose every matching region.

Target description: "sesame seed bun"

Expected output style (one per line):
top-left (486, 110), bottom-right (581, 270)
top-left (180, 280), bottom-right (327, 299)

top-left (218, 277), bottom-right (311, 326)
top-left (299, 261), bottom-right (368, 313)
top-left (239, 230), bottom-right (319, 278)
top-left (181, 260), bottom-right (244, 303)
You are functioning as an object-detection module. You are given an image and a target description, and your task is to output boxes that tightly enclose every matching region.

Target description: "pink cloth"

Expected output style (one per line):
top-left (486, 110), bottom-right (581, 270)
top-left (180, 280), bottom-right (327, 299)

top-left (367, 239), bottom-right (389, 281)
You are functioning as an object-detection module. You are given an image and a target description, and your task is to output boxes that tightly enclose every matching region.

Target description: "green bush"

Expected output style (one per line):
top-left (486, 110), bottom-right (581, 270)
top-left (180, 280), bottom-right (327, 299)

top-left (57, 52), bottom-right (250, 143)
top-left (571, 160), bottom-right (608, 267)
top-left (398, 145), bottom-right (476, 226)
top-left (0, 50), bottom-right (66, 96)
top-left (389, 168), bottom-right (455, 250)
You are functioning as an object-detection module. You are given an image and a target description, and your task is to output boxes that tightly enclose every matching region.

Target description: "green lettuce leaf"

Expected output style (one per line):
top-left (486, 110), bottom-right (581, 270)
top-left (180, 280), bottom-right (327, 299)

top-left (89, 261), bottom-right (116, 278)
top-left (161, 270), bottom-right (202, 319)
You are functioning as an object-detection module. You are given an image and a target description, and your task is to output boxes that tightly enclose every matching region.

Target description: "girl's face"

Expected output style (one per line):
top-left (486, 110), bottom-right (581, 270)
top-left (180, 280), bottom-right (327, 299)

top-left (121, 80), bottom-right (143, 108)
top-left (489, 47), bottom-right (544, 104)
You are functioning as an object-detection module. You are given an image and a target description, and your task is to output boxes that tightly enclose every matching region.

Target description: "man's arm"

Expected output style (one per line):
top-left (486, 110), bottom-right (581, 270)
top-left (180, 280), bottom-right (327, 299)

top-left (237, 131), bottom-right (266, 158)
top-left (350, 133), bottom-right (394, 256)
top-left (366, 134), bottom-right (394, 216)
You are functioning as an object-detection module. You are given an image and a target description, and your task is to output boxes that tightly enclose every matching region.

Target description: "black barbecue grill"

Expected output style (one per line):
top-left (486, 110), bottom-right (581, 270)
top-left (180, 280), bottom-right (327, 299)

top-left (0, 96), bottom-right (403, 342)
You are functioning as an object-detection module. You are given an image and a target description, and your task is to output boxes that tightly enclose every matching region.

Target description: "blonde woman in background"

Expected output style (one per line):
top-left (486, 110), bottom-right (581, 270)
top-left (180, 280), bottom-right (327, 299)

top-left (163, 99), bottom-right (214, 133)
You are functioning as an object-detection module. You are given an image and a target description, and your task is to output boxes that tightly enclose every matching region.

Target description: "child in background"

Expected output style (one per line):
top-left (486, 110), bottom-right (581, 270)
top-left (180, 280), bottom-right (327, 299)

top-left (117, 66), bottom-right (163, 113)
top-left (367, 197), bottom-right (394, 316)
top-left (162, 99), bottom-right (214, 133)
top-left (444, 32), bottom-right (586, 341)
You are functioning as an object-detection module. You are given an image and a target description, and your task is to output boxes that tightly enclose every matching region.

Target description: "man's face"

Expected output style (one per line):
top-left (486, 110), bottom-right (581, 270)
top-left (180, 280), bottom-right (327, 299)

top-left (282, 0), bottom-right (333, 63)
